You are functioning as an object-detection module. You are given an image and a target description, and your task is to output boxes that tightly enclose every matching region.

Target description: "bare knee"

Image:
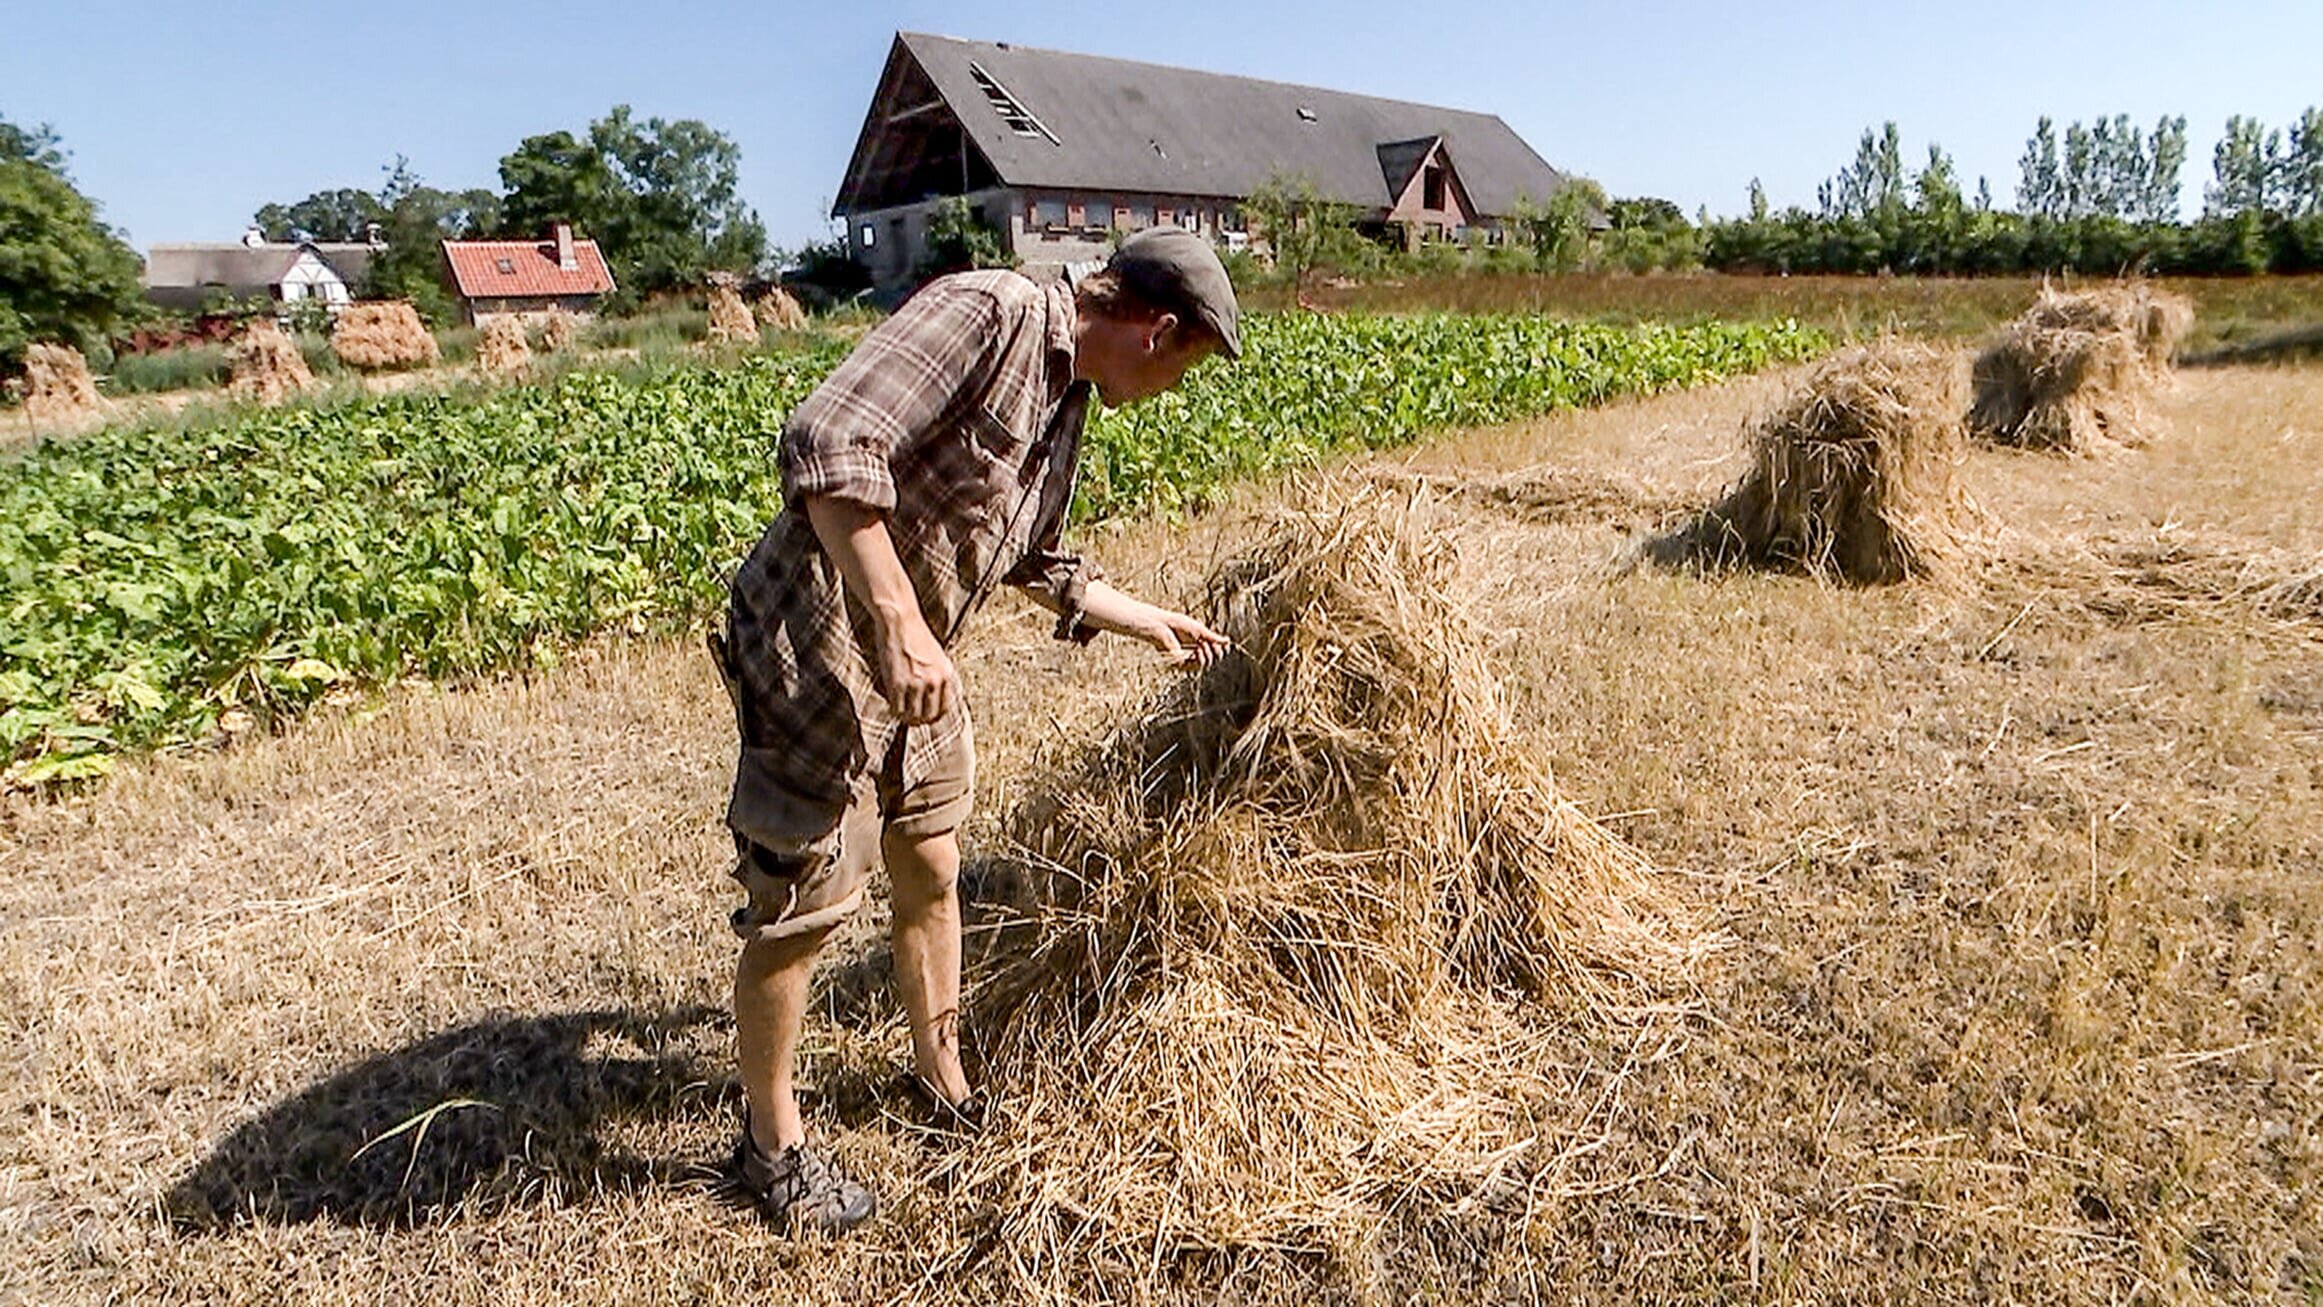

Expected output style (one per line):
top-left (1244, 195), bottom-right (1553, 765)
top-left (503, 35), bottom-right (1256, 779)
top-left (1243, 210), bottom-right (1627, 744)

top-left (886, 829), bottom-right (961, 905)
top-left (736, 925), bottom-right (834, 985)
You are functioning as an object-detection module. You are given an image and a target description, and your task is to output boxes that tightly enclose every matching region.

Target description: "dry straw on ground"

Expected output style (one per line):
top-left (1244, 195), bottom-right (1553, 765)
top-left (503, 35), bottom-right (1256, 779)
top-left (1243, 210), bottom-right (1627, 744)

top-left (1369, 463), bottom-right (1689, 527)
top-left (754, 287), bottom-right (809, 332)
top-left (225, 318), bottom-right (317, 405)
top-left (1643, 340), bottom-right (1971, 585)
top-left (945, 496), bottom-right (1714, 1258)
top-left (537, 308), bottom-right (580, 355)
top-left (1967, 283), bottom-right (2192, 453)
top-left (706, 285), bottom-right (757, 345)
top-left (21, 342), bottom-right (103, 425)
top-left (331, 301), bottom-right (441, 372)
top-left (475, 316), bottom-right (533, 378)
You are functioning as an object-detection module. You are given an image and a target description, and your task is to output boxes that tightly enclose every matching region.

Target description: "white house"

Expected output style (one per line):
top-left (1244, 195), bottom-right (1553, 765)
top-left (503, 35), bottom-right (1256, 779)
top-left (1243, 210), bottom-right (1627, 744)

top-left (143, 229), bottom-right (379, 314)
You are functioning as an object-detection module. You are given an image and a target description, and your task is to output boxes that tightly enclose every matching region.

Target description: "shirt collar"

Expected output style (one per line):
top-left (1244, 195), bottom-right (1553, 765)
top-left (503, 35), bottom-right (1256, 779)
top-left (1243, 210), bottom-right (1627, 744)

top-left (1044, 266), bottom-right (1085, 391)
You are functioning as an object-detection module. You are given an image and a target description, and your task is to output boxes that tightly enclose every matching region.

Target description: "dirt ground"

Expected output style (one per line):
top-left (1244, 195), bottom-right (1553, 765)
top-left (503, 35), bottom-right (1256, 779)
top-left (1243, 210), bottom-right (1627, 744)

top-left (3, 361), bottom-right (2318, 1304)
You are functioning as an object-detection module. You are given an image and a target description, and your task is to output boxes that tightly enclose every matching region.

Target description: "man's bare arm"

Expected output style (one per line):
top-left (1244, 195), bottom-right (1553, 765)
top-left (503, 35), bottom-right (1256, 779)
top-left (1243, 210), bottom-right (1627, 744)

top-left (1023, 579), bottom-right (1230, 668)
top-left (803, 496), bottom-right (957, 724)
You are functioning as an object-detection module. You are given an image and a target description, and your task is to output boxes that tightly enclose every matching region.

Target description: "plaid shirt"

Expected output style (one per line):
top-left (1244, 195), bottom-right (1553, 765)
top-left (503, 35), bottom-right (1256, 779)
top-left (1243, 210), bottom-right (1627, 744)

top-left (718, 269), bottom-right (1096, 851)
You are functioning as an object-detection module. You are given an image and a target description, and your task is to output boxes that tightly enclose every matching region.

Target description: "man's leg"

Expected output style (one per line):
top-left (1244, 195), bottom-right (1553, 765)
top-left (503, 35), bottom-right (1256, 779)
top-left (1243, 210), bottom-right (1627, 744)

top-left (887, 827), bottom-right (971, 1104)
top-left (734, 926), bottom-right (834, 1154)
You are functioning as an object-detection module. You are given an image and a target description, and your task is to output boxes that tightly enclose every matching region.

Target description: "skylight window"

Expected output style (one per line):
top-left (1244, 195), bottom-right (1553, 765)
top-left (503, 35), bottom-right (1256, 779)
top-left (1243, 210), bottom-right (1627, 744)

top-left (1296, 106), bottom-right (1318, 122)
top-left (969, 60), bottom-right (1060, 144)
top-left (495, 257), bottom-right (515, 274)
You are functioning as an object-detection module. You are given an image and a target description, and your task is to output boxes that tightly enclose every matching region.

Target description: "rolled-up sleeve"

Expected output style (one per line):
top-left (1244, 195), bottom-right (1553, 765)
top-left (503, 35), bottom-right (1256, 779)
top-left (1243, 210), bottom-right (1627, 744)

top-left (779, 283), bottom-right (1002, 513)
top-left (1003, 549), bottom-right (1104, 644)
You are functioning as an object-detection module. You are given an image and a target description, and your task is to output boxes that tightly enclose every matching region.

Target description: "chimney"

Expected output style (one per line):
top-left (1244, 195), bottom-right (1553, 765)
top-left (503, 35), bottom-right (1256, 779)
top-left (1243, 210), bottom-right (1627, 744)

top-left (553, 221), bottom-right (577, 272)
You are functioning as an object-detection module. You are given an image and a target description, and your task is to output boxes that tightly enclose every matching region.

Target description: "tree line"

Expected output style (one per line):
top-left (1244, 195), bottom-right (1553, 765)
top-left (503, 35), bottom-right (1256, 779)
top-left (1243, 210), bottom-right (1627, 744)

top-left (1701, 111), bottom-right (2323, 276)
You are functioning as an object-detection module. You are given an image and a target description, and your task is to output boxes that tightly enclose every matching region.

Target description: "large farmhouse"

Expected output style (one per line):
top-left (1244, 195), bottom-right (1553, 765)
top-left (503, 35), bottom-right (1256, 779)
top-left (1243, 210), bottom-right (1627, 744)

top-left (833, 32), bottom-right (1577, 288)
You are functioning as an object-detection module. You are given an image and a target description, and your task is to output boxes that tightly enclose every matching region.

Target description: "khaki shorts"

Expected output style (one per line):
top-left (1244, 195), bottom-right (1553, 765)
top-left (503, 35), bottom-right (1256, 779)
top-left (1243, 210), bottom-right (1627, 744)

top-left (728, 719), bottom-right (974, 945)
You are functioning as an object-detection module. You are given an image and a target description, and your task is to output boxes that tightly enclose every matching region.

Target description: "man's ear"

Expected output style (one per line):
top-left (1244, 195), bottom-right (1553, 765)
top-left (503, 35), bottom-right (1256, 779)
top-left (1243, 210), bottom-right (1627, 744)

top-left (1144, 311), bottom-right (1181, 354)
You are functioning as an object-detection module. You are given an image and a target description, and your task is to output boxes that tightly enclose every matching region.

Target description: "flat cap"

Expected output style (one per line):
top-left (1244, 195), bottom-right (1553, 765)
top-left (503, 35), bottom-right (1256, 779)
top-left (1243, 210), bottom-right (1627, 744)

top-left (1106, 227), bottom-right (1242, 359)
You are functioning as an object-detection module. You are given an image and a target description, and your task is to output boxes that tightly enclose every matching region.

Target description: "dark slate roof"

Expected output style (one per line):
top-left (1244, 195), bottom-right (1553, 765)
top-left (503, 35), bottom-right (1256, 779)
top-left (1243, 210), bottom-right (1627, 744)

top-left (859, 33), bottom-right (1571, 217)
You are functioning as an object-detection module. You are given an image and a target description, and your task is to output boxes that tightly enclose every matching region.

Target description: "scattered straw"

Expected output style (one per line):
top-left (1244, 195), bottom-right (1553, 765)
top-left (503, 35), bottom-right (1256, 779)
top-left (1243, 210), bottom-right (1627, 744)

top-left (1643, 340), bottom-right (1972, 585)
top-left (1369, 464), bottom-right (1689, 526)
top-left (2007, 527), bottom-right (2323, 630)
top-left (1968, 284), bottom-right (2192, 453)
top-left (948, 495), bottom-right (1714, 1257)
top-left (225, 319), bottom-right (316, 405)
top-left (706, 285), bottom-right (757, 345)
top-left (21, 342), bottom-right (102, 425)
top-left (754, 287), bottom-right (809, 332)
top-left (475, 317), bottom-right (532, 379)
top-left (331, 302), bottom-right (441, 372)
top-left (537, 309), bottom-right (580, 355)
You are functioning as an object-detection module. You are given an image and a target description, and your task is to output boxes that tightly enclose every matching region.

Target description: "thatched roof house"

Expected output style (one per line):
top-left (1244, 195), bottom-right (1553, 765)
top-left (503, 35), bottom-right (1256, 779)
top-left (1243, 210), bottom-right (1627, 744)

top-left (144, 234), bottom-right (377, 313)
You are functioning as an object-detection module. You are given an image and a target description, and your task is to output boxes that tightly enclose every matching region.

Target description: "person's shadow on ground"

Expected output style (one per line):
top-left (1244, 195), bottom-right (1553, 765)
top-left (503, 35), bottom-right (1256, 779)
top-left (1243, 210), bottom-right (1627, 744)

top-left (166, 1005), bottom-right (729, 1230)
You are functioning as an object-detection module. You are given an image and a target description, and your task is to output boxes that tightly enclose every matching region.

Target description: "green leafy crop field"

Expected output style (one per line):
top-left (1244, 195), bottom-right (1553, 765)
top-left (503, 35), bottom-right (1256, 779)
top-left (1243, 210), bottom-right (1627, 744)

top-left (0, 313), bottom-right (1822, 784)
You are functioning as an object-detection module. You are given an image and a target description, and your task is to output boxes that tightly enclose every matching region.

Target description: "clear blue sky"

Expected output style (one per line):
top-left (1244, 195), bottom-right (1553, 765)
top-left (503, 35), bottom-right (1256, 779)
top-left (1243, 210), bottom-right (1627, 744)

top-left (10, 0), bottom-right (2319, 251)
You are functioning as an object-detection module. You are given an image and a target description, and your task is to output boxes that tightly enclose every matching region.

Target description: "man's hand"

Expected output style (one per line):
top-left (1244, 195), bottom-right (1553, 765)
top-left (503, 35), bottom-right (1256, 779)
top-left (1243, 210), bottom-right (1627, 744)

top-left (1135, 605), bottom-right (1230, 668)
top-left (804, 495), bottom-right (957, 725)
top-left (872, 600), bottom-right (958, 725)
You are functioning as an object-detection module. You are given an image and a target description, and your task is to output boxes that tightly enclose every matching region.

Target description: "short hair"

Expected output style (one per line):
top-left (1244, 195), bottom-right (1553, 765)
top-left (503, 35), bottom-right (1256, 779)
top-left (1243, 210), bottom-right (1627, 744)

top-left (1075, 269), bottom-right (1217, 351)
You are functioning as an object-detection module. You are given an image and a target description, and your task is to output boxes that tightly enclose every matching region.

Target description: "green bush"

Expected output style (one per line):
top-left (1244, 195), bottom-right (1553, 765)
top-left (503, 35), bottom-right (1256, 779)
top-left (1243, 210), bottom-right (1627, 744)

top-left (103, 345), bottom-right (228, 395)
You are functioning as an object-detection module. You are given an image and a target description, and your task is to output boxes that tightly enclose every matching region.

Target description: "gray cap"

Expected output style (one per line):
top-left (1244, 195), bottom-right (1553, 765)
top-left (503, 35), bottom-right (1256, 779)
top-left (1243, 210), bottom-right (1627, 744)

top-left (1106, 227), bottom-right (1242, 359)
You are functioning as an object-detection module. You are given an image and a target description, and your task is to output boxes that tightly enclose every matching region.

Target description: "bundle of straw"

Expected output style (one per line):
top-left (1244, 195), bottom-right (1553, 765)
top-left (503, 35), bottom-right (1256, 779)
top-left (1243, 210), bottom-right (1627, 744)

top-left (1968, 284), bottom-right (2192, 452)
top-left (536, 308), bottom-right (580, 355)
top-left (754, 287), bottom-right (809, 332)
top-left (1647, 340), bottom-right (1971, 585)
top-left (475, 316), bottom-right (532, 378)
top-left (947, 497), bottom-right (1711, 1256)
top-left (225, 319), bottom-right (316, 405)
top-left (330, 302), bottom-right (440, 372)
top-left (706, 285), bottom-right (757, 345)
top-left (22, 342), bottom-right (102, 424)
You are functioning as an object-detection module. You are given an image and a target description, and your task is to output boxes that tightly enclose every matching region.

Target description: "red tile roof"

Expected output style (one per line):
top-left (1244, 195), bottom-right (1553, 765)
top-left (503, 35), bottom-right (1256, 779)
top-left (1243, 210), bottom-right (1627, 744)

top-left (442, 236), bottom-right (616, 299)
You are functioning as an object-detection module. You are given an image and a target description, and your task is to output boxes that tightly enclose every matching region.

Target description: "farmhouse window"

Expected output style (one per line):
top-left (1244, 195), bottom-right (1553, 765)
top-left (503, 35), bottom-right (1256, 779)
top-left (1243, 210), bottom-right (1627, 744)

top-left (1423, 165), bottom-right (1447, 212)
top-left (1180, 209), bottom-right (1201, 231)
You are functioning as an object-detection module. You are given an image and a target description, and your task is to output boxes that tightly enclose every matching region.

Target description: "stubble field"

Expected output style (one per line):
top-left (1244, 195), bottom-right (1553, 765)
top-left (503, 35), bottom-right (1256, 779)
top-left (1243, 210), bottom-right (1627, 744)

top-left (3, 341), bottom-right (2320, 1302)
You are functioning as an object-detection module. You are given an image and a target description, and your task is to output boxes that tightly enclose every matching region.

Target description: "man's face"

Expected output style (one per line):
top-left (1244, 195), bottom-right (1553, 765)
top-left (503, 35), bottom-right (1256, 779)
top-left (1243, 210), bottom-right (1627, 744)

top-left (1092, 316), bottom-right (1218, 405)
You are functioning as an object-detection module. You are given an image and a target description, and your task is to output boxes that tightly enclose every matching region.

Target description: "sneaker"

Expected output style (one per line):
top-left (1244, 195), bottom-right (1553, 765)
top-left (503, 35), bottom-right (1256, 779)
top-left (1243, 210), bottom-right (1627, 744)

top-left (733, 1122), bottom-right (876, 1235)
top-left (898, 1073), bottom-right (989, 1135)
